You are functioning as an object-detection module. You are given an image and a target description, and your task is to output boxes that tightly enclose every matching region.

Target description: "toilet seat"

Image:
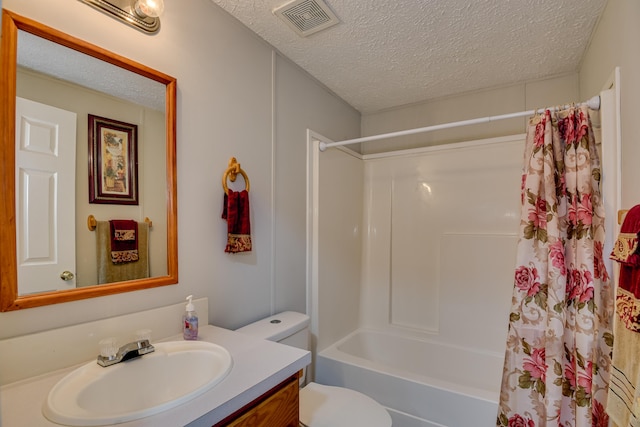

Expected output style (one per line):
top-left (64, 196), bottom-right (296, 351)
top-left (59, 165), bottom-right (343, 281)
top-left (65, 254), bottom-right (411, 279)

top-left (299, 382), bottom-right (392, 427)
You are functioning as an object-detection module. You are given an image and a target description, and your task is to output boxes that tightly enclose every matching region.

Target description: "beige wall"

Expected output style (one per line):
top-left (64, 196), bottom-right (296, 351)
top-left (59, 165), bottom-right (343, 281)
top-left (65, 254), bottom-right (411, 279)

top-left (273, 56), bottom-right (362, 315)
top-left (579, 0), bottom-right (640, 209)
top-left (361, 73), bottom-right (580, 154)
top-left (0, 0), bottom-right (360, 340)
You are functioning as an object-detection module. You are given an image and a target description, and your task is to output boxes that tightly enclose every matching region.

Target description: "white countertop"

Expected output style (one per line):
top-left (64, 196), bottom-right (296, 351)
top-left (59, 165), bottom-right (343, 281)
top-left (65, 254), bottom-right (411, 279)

top-left (0, 325), bottom-right (311, 427)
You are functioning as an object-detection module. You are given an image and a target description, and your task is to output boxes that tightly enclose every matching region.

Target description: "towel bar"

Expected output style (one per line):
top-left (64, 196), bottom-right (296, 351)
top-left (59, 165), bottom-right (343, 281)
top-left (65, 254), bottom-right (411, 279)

top-left (87, 215), bottom-right (153, 231)
top-left (222, 157), bottom-right (250, 195)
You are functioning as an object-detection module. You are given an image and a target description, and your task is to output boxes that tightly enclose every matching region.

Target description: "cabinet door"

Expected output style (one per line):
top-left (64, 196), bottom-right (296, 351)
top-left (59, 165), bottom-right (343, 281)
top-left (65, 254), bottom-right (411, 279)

top-left (216, 374), bottom-right (299, 427)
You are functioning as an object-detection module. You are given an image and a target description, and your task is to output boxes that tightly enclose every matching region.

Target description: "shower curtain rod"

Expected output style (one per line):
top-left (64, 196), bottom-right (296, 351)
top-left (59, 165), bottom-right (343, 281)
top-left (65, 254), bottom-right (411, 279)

top-left (318, 95), bottom-right (601, 151)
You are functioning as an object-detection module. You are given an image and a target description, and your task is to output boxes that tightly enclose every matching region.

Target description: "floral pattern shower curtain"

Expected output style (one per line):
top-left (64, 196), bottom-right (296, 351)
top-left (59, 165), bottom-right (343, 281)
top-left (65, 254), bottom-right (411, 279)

top-left (497, 105), bottom-right (614, 427)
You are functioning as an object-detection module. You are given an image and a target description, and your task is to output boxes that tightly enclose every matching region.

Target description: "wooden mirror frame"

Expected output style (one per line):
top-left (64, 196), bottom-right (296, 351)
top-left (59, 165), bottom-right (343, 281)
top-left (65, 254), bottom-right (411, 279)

top-left (0, 10), bottom-right (178, 311)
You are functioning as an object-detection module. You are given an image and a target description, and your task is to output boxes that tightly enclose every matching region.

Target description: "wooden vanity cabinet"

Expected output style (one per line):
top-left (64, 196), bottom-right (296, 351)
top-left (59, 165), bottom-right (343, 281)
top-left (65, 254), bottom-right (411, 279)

top-left (213, 372), bottom-right (300, 427)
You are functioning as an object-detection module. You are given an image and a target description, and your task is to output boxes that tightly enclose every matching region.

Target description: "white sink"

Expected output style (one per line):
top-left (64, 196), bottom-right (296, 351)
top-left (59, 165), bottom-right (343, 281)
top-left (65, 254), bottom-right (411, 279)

top-left (42, 341), bottom-right (233, 426)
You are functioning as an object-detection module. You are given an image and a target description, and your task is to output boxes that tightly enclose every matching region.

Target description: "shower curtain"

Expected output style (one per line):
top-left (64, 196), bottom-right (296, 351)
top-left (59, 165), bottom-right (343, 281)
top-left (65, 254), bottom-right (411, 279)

top-left (497, 105), bottom-right (614, 426)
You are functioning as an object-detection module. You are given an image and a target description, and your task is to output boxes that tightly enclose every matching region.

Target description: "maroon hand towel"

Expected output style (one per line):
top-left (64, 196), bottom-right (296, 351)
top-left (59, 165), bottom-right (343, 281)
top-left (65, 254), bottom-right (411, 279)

top-left (222, 190), bottom-right (252, 253)
top-left (611, 204), bottom-right (640, 331)
top-left (109, 219), bottom-right (139, 264)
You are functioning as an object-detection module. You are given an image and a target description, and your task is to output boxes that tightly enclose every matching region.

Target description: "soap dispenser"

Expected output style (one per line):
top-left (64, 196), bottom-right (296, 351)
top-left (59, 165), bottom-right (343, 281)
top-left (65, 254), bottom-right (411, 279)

top-left (183, 295), bottom-right (198, 340)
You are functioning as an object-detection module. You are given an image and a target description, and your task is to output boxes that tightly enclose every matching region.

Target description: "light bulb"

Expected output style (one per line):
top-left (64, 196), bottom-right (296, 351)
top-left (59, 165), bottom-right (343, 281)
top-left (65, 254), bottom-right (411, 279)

top-left (134, 0), bottom-right (164, 18)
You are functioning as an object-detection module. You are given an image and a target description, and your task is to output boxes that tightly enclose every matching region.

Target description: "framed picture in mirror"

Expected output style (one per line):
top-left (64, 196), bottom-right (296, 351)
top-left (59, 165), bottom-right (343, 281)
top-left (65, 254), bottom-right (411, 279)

top-left (88, 114), bottom-right (139, 205)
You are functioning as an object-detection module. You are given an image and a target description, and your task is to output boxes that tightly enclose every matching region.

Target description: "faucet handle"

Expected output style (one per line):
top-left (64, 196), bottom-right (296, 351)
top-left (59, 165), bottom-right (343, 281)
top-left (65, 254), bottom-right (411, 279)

top-left (99, 337), bottom-right (118, 359)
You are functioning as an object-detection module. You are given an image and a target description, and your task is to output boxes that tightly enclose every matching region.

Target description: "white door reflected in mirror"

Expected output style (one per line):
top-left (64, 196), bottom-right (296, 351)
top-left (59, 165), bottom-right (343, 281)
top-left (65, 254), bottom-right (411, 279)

top-left (15, 97), bottom-right (77, 294)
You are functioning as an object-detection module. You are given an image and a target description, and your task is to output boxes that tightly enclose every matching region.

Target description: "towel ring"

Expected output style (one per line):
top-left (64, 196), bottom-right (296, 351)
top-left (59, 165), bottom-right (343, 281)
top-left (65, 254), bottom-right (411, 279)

top-left (619, 209), bottom-right (629, 225)
top-left (222, 157), bottom-right (250, 195)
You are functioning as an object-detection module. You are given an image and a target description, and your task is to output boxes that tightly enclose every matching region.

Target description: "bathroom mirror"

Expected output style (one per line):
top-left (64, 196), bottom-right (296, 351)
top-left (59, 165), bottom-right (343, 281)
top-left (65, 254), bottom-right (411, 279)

top-left (0, 10), bottom-right (178, 311)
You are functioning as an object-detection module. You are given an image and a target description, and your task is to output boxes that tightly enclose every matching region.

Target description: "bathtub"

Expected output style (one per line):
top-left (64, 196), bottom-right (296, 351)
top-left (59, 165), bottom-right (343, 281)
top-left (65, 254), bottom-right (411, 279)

top-left (315, 329), bottom-right (504, 427)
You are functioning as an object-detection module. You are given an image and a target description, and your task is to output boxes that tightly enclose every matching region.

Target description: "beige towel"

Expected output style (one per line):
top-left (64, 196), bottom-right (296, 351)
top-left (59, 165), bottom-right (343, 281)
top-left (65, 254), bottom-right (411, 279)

top-left (96, 221), bottom-right (149, 284)
top-left (607, 316), bottom-right (640, 426)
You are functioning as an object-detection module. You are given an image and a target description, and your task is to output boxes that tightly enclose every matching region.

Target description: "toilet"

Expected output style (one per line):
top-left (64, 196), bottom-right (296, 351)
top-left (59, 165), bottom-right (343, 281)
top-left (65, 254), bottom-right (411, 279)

top-left (236, 311), bottom-right (392, 427)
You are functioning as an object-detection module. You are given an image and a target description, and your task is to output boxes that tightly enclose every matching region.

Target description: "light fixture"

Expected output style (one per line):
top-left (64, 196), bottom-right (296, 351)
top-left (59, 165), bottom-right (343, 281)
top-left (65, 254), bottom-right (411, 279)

top-left (80, 0), bottom-right (165, 33)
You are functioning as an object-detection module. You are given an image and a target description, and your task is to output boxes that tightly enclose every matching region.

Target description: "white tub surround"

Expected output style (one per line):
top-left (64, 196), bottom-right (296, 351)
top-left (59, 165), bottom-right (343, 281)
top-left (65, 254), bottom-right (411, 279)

top-left (0, 306), bottom-right (310, 426)
top-left (308, 134), bottom-right (523, 427)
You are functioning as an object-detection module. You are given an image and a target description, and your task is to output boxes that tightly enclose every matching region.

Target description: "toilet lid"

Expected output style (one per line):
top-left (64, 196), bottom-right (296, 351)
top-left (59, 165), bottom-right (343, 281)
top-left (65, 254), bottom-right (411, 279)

top-left (299, 382), bottom-right (392, 427)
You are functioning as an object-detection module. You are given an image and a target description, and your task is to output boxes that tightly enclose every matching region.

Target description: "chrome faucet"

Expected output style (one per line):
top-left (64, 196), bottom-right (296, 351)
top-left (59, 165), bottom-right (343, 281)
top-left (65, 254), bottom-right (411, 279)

top-left (97, 339), bottom-right (155, 367)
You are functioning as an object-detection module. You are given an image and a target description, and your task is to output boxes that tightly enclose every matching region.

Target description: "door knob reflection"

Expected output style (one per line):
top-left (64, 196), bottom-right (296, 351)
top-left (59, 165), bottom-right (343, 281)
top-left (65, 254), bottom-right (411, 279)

top-left (60, 271), bottom-right (75, 281)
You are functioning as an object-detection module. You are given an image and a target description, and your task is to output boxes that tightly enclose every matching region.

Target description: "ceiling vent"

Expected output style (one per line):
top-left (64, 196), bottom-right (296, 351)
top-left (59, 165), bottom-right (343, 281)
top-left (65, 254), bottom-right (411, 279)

top-left (273, 0), bottom-right (340, 37)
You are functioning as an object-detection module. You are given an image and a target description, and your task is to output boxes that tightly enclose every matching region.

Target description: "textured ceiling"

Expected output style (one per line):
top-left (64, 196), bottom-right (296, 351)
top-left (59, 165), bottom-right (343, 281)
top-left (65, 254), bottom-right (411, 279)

top-left (212, 0), bottom-right (608, 113)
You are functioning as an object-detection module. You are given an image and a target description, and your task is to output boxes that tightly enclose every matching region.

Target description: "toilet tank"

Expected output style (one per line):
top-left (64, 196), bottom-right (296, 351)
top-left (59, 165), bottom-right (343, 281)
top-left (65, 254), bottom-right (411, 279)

top-left (236, 311), bottom-right (310, 351)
